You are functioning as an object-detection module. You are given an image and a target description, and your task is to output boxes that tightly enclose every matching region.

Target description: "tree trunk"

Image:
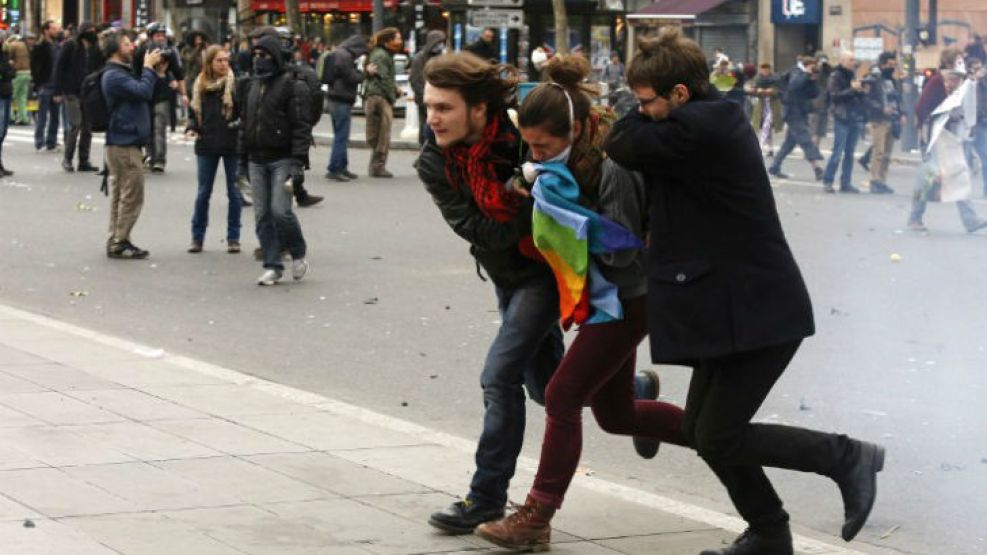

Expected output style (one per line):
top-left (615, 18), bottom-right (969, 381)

top-left (284, 0), bottom-right (304, 37)
top-left (551, 0), bottom-right (569, 55)
top-left (237, 0), bottom-right (256, 37)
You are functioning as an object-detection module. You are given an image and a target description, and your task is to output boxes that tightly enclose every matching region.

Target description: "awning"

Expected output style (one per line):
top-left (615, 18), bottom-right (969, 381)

top-left (251, 0), bottom-right (399, 12)
top-left (627, 0), bottom-right (729, 20)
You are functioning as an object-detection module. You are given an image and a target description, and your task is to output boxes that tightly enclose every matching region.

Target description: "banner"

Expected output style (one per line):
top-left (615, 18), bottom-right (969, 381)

top-left (771, 0), bottom-right (821, 25)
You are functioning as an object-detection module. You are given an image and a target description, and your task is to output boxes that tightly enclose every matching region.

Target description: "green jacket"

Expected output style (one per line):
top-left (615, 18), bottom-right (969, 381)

top-left (363, 46), bottom-right (396, 104)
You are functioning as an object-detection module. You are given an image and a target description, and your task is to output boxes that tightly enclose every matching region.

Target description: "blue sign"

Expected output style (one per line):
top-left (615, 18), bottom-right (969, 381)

top-left (771, 0), bottom-right (821, 25)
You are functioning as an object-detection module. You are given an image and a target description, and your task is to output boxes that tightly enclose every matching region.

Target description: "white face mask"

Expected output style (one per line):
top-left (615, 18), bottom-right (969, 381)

top-left (544, 143), bottom-right (572, 164)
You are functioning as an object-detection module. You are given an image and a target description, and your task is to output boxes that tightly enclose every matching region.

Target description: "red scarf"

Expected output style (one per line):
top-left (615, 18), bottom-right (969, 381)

top-left (443, 116), bottom-right (521, 223)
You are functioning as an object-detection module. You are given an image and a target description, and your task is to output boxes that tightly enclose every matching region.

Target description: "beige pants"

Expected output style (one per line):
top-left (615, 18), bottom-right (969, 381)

top-left (105, 145), bottom-right (145, 247)
top-left (869, 120), bottom-right (895, 184)
top-left (365, 95), bottom-right (393, 174)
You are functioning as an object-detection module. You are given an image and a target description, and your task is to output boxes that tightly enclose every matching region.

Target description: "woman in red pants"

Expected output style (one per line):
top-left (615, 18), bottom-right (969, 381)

top-left (475, 55), bottom-right (689, 551)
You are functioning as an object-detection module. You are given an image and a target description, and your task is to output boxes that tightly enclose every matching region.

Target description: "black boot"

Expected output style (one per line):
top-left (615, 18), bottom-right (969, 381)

top-left (0, 163), bottom-right (12, 177)
top-left (700, 526), bottom-right (793, 555)
top-left (428, 498), bottom-right (504, 535)
top-left (832, 440), bottom-right (885, 541)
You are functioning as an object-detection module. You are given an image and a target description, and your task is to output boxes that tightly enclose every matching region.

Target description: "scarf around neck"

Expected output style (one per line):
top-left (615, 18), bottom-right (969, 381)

top-left (443, 114), bottom-right (524, 223)
top-left (192, 71), bottom-right (235, 125)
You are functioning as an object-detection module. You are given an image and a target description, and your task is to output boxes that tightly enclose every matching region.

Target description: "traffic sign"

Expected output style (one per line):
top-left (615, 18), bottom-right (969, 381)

top-left (470, 9), bottom-right (524, 29)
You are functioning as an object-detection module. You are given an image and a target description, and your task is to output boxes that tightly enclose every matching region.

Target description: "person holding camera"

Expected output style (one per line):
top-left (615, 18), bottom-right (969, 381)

top-left (185, 45), bottom-right (242, 254)
top-left (102, 31), bottom-right (161, 259)
top-left (132, 22), bottom-right (186, 174)
top-left (53, 21), bottom-right (104, 173)
top-left (821, 51), bottom-right (868, 194)
top-left (239, 35), bottom-right (312, 286)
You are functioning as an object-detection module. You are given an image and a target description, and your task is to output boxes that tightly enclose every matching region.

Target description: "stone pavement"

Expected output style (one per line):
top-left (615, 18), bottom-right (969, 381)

top-left (0, 303), bottom-right (899, 555)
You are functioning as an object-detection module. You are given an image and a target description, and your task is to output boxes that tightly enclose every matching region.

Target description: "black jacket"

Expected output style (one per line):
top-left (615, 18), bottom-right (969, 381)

top-left (781, 65), bottom-right (819, 122)
top-left (410, 31), bottom-right (445, 107)
top-left (30, 39), bottom-right (58, 90)
top-left (605, 90), bottom-right (815, 364)
top-left (466, 39), bottom-right (498, 63)
top-left (414, 121), bottom-right (551, 290)
top-left (865, 69), bottom-right (901, 123)
top-left (187, 82), bottom-right (239, 156)
top-left (53, 27), bottom-right (104, 95)
top-left (0, 50), bottom-right (13, 99)
top-left (828, 65), bottom-right (867, 122)
top-left (325, 35), bottom-right (368, 104)
top-left (238, 37), bottom-right (313, 163)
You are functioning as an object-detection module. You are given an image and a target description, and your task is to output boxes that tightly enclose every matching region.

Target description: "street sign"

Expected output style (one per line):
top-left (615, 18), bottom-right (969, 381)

top-left (468, 0), bottom-right (522, 6)
top-left (470, 9), bottom-right (524, 29)
top-left (854, 37), bottom-right (885, 62)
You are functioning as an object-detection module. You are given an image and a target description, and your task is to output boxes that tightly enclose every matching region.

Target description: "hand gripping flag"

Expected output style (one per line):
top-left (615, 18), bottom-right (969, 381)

top-left (528, 161), bottom-right (643, 329)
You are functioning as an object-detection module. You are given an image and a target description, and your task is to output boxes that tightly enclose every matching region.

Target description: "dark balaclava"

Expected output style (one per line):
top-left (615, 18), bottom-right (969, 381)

top-left (252, 35), bottom-right (284, 79)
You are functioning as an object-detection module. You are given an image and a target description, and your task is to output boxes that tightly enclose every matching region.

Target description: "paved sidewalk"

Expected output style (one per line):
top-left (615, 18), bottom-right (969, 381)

top-left (0, 304), bottom-right (899, 555)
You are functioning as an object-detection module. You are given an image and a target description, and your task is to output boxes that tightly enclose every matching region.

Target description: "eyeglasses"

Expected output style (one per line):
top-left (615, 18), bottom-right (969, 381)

top-left (637, 95), bottom-right (661, 109)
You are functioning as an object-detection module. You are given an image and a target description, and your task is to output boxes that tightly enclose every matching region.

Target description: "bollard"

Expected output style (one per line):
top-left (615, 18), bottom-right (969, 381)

top-left (400, 96), bottom-right (419, 141)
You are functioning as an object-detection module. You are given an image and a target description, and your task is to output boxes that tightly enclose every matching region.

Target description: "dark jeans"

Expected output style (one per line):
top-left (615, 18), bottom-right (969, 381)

top-left (529, 296), bottom-right (687, 509)
top-left (34, 88), bottom-right (60, 150)
top-left (770, 117), bottom-right (822, 172)
top-left (249, 159), bottom-right (307, 270)
top-left (64, 94), bottom-right (92, 165)
top-left (192, 154), bottom-right (242, 243)
top-left (823, 119), bottom-right (862, 187)
top-left (682, 340), bottom-right (851, 532)
top-left (469, 272), bottom-right (564, 507)
top-left (327, 99), bottom-right (353, 173)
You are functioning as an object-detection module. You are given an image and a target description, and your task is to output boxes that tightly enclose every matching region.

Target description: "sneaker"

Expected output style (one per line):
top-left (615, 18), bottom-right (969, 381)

top-left (291, 258), bottom-right (308, 280)
top-left (813, 166), bottom-right (825, 181)
top-left (187, 241), bottom-right (203, 253)
top-left (325, 171), bottom-right (350, 182)
top-left (227, 241), bottom-right (241, 254)
top-left (107, 241), bottom-right (149, 260)
top-left (767, 167), bottom-right (789, 179)
top-left (341, 170), bottom-right (358, 180)
top-left (77, 162), bottom-right (99, 172)
top-left (62, 160), bottom-right (74, 172)
top-left (282, 176), bottom-right (294, 193)
top-left (257, 269), bottom-right (283, 286)
top-left (632, 369), bottom-right (662, 459)
top-left (150, 162), bottom-right (165, 174)
top-left (870, 181), bottom-right (894, 195)
top-left (907, 220), bottom-right (928, 232)
top-left (428, 498), bottom-right (504, 535)
top-left (839, 185), bottom-right (862, 194)
top-left (823, 183), bottom-right (836, 194)
top-left (296, 195), bottom-right (324, 207)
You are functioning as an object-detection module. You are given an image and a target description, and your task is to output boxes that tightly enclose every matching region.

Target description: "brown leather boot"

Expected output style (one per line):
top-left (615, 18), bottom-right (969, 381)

top-left (475, 495), bottom-right (555, 551)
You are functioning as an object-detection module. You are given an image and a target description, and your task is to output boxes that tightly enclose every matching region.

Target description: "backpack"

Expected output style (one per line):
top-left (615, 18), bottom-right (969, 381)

top-left (287, 64), bottom-right (325, 126)
top-left (81, 66), bottom-right (112, 133)
top-left (317, 51), bottom-right (336, 85)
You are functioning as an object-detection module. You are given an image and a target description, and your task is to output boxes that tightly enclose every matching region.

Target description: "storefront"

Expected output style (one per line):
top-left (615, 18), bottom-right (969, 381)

top-left (628, 0), bottom-right (755, 64)
top-left (249, 0), bottom-right (445, 45)
top-left (771, 0), bottom-right (820, 68)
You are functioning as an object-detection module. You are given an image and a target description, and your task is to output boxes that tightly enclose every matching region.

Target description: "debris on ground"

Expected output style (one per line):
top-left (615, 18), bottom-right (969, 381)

top-left (890, 253), bottom-right (902, 262)
top-left (363, 297), bottom-right (378, 305)
top-left (69, 290), bottom-right (89, 297)
top-left (880, 525), bottom-right (900, 539)
top-left (799, 398), bottom-right (811, 411)
top-left (23, 519), bottom-right (34, 528)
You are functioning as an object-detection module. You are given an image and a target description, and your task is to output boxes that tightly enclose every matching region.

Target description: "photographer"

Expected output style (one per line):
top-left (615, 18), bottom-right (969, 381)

top-left (132, 22), bottom-right (186, 173)
top-left (862, 52), bottom-right (901, 195)
top-left (821, 50), bottom-right (868, 194)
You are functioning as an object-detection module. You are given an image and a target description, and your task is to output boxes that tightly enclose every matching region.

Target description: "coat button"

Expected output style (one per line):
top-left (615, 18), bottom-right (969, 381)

top-left (675, 273), bottom-right (687, 283)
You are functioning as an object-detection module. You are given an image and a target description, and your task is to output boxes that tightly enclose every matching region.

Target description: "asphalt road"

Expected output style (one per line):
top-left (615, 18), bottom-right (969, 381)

top-left (1, 126), bottom-right (986, 555)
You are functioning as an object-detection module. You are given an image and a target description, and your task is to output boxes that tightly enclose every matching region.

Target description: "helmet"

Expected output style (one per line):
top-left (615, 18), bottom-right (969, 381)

top-left (146, 21), bottom-right (168, 37)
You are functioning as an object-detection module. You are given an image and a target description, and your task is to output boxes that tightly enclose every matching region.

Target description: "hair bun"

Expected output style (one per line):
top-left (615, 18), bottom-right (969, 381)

top-left (544, 54), bottom-right (590, 88)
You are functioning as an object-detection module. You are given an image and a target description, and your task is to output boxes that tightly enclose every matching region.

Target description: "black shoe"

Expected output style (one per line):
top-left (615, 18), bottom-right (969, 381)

top-left (858, 158), bottom-right (870, 172)
top-left (870, 181), bottom-right (894, 194)
top-left (296, 194), bottom-right (324, 207)
top-left (62, 160), bottom-right (74, 172)
top-left (107, 241), bottom-right (149, 260)
top-left (839, 185), bottom-right (862, 194)
top-left (813, 166), bottom-right (825, 181)
top-left (77, 162), bottom-right (99, 172)
top-left (832, 440), bottom-right (885, 541)
top-left (428, 498), bottom-right (504, 535)
top-left (0, 166), bottom-right (12, 177)
top-left (700, 526), bottom-right (793, 555)
top-left (632, 370), bottom-right (661, 459)
top-left (767, 167), bottom-right (789, 179)
top-left (341, 170), bottom-right (358, 180)
top-left (325, 171), bottom-right (350, 182)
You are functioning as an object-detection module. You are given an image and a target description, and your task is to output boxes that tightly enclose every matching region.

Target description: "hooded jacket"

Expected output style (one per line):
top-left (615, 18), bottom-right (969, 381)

top-left (238, 35), bottom-right (313, 163)
top-left (103, 61), bottom-right (158, 147)
top-left (325, 35), bottom-right (368, 104)
top-left (54, 23), bottom-right (104, 95)
top-left (410, 31), bottom-right (445, 107)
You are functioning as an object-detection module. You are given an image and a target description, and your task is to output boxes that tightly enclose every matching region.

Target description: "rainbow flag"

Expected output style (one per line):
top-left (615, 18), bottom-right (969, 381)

top-left (530, 162), bottom-right (643, 328)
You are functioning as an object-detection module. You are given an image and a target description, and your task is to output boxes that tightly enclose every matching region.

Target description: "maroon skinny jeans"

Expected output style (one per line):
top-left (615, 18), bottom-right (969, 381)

top-left (529, 295), bottom-right (689, 509)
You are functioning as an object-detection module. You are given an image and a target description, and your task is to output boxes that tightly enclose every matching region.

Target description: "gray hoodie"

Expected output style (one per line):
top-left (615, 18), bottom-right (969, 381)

top-left (326, 34), bottom-right (369, 104)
